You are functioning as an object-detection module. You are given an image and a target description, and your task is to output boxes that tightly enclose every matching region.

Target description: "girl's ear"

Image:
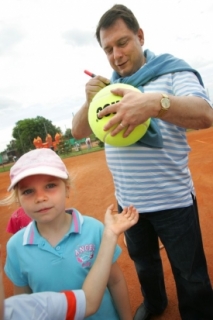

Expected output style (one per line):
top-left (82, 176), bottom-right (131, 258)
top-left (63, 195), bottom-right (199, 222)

top-left (66, 185), bottom-right (70, 198)
top-left (16, 193), bottom-right (21, 205)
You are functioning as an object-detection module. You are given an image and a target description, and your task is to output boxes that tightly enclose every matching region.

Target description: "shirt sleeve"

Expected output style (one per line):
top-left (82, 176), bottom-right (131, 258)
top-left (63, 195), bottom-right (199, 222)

top-left (4, 292), bottom-right (67, 320)
top-left (6, 208), bottom-right (31, 235)
top-left (62, 290), bottom-right (86, 320)
top-left (4, 290), bottom-right (85, 320)
top-left (6, 216), bottom-right (17, 234)
top-left (172, 71), bottom-right (213, 107)
top-left (4, 233), bottom-right (28, 287)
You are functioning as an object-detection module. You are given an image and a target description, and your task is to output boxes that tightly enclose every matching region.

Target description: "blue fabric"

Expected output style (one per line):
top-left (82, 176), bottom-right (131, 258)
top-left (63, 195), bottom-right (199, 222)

top-left (111, 49), bottom-right (204, 148)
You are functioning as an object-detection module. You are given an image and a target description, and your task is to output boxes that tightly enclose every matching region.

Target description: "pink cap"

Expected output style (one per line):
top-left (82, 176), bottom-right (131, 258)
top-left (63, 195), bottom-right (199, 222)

top-left (8, 148), bottom-right (69, 191)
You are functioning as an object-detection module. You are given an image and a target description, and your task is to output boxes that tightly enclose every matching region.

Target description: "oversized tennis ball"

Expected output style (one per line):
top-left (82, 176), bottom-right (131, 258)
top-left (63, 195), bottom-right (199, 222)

top-left (88, 83), bottom-right (150, 147)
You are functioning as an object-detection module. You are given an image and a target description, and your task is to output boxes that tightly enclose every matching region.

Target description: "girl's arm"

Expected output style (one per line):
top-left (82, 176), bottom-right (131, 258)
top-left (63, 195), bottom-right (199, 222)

top-left (83, 204), bottom-right (138, 318)
top-left (14, 284), bottom-right (32, 295)
top-left (108, 262), bottom-right (132, 320)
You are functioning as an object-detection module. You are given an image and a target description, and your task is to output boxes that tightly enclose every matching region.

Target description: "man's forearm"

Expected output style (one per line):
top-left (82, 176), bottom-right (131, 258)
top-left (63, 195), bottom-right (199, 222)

top-left (159, 95), bottom-right (213, 129)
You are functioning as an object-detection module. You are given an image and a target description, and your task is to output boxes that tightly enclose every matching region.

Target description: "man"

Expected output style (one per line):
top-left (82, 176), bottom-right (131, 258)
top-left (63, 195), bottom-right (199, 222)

top-left (72, 4), bottom-right (213, 320)
top-left (1, 205), bottom-right (138, 320)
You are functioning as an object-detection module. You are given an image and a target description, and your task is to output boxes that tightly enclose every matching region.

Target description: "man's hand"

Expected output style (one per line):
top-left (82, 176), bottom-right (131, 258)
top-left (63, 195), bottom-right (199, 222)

top-left (98, 88), bottom-right (160, 137)
top-left (85, 75), bottom-right (110, 105)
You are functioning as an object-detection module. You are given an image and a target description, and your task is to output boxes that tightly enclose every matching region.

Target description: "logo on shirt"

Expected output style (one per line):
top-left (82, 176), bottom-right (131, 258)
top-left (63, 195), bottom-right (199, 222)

top-left (75, 244), bottom-right (95, 268)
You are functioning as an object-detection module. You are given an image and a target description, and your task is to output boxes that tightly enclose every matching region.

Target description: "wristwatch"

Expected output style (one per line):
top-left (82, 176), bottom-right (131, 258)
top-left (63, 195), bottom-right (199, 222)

top-left (158, 93), bottom-right (170, 117)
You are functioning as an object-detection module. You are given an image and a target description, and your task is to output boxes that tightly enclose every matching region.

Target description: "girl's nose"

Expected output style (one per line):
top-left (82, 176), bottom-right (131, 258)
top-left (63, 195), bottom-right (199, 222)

top-left (35, 192), bottom-right (48, 203)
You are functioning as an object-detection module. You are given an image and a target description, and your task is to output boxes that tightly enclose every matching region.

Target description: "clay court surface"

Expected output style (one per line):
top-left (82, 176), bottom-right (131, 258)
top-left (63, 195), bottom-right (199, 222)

top-left (0, 127), bottom-right (213, 319)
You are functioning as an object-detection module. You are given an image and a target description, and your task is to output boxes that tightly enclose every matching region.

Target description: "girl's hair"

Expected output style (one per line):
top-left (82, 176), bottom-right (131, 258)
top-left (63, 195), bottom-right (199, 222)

top-left (0, 189), bottom-right (17, 206)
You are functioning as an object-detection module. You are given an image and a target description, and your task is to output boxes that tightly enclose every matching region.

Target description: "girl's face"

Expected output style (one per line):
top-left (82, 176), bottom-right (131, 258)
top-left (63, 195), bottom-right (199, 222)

top-left (17, 174), bottom-right (69, 224)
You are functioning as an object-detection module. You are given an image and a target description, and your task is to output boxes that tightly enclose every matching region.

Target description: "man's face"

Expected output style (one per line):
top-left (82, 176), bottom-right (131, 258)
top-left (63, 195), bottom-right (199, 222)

top-left (100, 19), bottom-right (145, 77)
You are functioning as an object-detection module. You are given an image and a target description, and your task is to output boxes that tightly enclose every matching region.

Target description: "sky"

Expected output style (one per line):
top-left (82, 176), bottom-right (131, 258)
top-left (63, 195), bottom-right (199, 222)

top-left (0, 0), bottom-right (213, 152)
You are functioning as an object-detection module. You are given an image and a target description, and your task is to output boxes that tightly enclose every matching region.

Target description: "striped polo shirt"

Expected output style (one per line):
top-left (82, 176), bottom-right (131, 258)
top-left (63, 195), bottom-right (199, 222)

top-left (105, 71), bottom-right (212, 213)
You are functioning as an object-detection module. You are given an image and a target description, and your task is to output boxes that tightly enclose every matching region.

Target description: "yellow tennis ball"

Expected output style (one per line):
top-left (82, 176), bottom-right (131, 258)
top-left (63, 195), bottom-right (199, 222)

top-left (88, 83), bottom-right (150, 147)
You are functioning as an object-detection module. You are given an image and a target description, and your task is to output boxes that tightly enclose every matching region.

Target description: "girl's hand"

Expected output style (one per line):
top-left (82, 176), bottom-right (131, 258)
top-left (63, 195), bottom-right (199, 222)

top-left (104, 204), bottom-right (139, 236)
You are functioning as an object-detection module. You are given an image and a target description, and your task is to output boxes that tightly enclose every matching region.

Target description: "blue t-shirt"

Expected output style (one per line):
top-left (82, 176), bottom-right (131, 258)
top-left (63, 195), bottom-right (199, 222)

top-left (5, 209), bottom-right (122, 320)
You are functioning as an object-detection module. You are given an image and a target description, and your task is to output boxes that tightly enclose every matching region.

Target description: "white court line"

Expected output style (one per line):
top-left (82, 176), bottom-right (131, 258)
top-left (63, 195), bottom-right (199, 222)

top-left (195, 140), bottom-right (207, 144)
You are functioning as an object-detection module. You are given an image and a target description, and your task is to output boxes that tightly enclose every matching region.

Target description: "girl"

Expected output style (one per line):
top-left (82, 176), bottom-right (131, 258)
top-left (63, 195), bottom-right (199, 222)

top-left (2, 148), bottom-right (132, 320)
top-left (1, 205), bottom-right (139, 320)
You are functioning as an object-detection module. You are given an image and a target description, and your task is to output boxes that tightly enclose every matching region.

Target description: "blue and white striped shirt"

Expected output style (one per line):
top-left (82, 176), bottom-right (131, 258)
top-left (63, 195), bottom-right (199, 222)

top-left (105, 71), bottom-right (212, 213)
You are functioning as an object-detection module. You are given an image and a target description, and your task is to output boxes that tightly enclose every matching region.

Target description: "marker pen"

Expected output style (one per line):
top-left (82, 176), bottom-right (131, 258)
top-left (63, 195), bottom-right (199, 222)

top-left (84, 70), bottom-right (96, 78)
top-left (84, 70), bottom-right (110, 86)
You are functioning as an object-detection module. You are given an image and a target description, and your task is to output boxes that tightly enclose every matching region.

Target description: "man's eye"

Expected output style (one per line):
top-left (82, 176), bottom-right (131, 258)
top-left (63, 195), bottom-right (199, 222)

top-left (105, 48), bottom-right (113, 55)
top-left (119, 40), bottom-right (127, 47)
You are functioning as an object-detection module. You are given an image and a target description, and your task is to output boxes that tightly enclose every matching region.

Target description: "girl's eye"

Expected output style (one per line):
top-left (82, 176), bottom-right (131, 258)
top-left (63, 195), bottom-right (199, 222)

top-left (46, 183), bottom-right (56, 189)
top-left (22, 189), bottom-right (33, 195)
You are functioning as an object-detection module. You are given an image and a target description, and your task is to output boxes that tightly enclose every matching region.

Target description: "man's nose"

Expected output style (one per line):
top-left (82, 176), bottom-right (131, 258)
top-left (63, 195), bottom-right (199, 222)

top-left (113, 47), bottom-right (123, 60)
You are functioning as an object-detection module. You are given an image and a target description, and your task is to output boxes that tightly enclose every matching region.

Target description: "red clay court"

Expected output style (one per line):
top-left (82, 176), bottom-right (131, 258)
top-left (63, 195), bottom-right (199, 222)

top-left (0, 127), bottom-right (213, 319)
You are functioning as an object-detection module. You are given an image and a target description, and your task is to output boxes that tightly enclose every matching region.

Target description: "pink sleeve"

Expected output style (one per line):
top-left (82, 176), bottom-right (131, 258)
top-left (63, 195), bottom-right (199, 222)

top-left (6, 207), bottom-right (32, 234)
top-left (6, 216), bottom-right (18, 234)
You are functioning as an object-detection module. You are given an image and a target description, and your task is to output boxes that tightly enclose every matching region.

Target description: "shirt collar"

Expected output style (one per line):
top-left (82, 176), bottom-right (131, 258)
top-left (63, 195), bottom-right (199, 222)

top-left (23, 208), bottom-right (84, 245)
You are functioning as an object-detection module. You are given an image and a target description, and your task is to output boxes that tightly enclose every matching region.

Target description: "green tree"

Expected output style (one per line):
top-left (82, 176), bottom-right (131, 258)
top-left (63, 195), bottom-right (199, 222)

top-left (64, 128), bottom-right (73, 140)
top-left (12, 116), bottom-right (61, 155)
top-left (57, 135), bottom-right (72, 155)
top-left (6, 140), bottom-right (17, 151)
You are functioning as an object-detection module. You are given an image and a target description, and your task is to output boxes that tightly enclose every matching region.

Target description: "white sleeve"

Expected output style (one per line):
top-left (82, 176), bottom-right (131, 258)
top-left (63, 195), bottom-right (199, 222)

top-left (70, 290), bottom-right (86, 320)
top-left (4, 292), bottom-right (68, 320)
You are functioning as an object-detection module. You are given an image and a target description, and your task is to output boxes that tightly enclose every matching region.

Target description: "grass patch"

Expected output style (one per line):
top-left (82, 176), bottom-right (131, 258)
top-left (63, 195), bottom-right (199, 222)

top-left (0, 146), bottom-right (104, 173)
top-left (0, 164), bottom-right (13, 173)
top-left (60, 146), bottom-right (104, 159)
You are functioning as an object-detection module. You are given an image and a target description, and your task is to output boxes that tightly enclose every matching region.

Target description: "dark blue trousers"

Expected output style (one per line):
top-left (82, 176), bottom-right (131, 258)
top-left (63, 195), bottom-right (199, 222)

top-left (118, 196), bottom-right (213, 320)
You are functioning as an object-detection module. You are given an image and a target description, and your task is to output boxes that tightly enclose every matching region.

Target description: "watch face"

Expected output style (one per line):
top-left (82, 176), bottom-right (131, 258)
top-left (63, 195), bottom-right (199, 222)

top-left (162, 97), bottom-right (170, 109)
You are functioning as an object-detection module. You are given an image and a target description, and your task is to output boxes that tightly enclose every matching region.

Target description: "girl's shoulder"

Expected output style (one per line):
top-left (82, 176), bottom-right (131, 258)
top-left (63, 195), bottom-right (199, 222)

top-left (71, 208), bottom-right (104, 227)
top-left (6, 228), bottom-right (26, 251)
top-left (83, 215), bottom-right (104, 227)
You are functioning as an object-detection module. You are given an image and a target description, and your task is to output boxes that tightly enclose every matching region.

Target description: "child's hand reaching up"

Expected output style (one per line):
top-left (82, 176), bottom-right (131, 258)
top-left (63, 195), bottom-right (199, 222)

top-left (104, 204), bottom-right (139, 236)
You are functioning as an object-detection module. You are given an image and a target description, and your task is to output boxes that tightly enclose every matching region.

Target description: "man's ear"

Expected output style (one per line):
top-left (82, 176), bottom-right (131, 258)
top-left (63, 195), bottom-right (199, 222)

top-left (137, 28), bottom-right (145, 46)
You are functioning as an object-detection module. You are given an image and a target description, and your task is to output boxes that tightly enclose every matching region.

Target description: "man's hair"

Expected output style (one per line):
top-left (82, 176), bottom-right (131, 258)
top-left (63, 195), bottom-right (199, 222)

top-left (95, 4), bottom-right (140, 46)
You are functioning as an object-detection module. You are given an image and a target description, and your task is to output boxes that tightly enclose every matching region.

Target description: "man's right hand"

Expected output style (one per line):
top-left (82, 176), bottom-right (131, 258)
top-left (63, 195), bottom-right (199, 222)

top-left (85, 75), bottom-right (110, 105)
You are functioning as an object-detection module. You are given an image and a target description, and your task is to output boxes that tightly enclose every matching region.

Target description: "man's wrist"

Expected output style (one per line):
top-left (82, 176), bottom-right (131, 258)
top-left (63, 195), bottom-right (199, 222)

top-left (157, 93), bottom-right (171, 118)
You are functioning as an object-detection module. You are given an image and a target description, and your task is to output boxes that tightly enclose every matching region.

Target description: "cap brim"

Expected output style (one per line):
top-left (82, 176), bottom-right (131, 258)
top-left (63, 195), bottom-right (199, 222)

top-left (8, 166), bottom-right (68, 191)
